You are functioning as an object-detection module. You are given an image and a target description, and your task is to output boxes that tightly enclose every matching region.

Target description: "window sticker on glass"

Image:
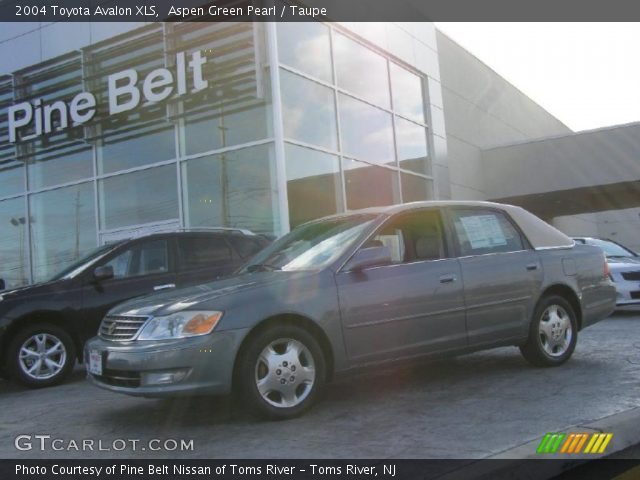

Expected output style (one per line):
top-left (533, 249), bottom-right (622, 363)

top-left (459, 215), bottom-right (507, 249)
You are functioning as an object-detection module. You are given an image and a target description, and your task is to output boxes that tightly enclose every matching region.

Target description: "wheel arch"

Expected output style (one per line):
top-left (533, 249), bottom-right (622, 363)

top-left (231, 313), bottom-right (335, 390)
top-left (538, 284), bottom-right (583, 330)
top-left (2, 311), bottom-right (83, 362)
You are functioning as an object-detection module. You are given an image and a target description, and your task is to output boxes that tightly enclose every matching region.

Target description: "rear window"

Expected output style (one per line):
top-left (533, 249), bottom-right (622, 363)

top-left (451, 209), bottom-right (525, 256)
top-left (178, 236), bottom-right (232, 270)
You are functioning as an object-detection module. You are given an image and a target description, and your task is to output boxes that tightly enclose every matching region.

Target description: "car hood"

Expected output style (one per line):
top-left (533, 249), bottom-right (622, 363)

top-left (109, 270), bottom-right (314, 317)
top-left (607, 256), bottom-right (640, 269)
top-left (0, 278), bottom-right (72, 300)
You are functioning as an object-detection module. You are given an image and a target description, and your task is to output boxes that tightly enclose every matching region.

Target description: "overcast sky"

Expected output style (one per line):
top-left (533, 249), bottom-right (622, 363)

top-left (434, 23), bottom-right (640, 132)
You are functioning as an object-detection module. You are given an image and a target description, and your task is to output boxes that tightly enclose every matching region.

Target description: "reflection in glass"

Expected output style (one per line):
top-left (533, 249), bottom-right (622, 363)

top-left (277, 22), bottom-right (332, 82)
top-left (99, 124), bottom-right (175, 175)
top-left (28, 143), bottom-right (93, 190)
top-left (401, 173), bottom-right (433, 203)
top-left (182, 143), bottom-right (278, 235)
top-left (30, 182), bottom-right (96, 283)
top-left (334, 33), bottom-right (390, 108)
top-left (339, 94), bottom-right (395, 166)
top-left (184, 100), bottom-right (272, 156)
top-left (281, 70), bottom-right (337, 150)
top-left (100, 165), bottom-right (178, 230)
top-left (395, 116), bottom-right (429, 175)
top-left (285, 143), bottom-right (341, 228)
top-left (344, 158), bottom-right (399, 210)
top-left (0, 197), bottom-right (29, 288)
top-left (0, 159), bottom-right (25, 197)
top-left (390, 63), bottom-right (426, 123)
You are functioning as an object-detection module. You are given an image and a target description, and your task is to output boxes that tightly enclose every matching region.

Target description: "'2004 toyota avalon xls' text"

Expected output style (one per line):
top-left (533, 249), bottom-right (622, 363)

top-left (86, 201), bottom-right (616, 419)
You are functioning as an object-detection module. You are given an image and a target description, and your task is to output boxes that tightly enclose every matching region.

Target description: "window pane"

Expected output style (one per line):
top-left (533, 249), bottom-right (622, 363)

top-left (100, 165), bottom-right (178, 230)
top-left (0, 159), bottom-right (25, 197)
top-left (104, 239), bottom-right (168, 278)
top-left (99, 123), bottom-right (175, 175)
top-left (334, 33), bottom-right (390, 108)
top-left (339, 94), bottom-right (395, 166)
top-left (182, 144), bottom-right (278, 235)
top-left (451, 210), bottom-right (525, 256)
top-left (390, 63), bottom-right (426, 123)
top-left (277, 22), bottom-right (332, 82)
top-left (28, 142), bottom-right (93, 189)
top-left (30, 182), bottom-right (96, 282)
top-left (233, 237), bottom-right (264, 258)
top-left (179, 236), bottom-right (232, 270)
top-left (184, 99), bottom-right (272, 156)
top-left (281, 70), bottom-right (337, 150)
top-left (395, 117), bottom-right (429, 175)
top-left (401, 173), bottom-right (433, 203)
top-left (344, 158), bottom-right (399, 210)
top-left (285, 143), bottom-right (341, 228)
top-left (0, 197), bottom-right (29, 288)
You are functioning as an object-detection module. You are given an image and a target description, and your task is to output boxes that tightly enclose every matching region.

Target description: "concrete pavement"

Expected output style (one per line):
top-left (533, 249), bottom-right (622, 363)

top-left (0, 312), bottom-right (639, 460)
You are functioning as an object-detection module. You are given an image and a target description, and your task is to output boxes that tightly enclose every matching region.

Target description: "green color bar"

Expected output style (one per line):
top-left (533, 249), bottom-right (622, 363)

top-left (537, 433), bottom-right (553, 454)
top-left (550, 433), bottom-right (566, 453)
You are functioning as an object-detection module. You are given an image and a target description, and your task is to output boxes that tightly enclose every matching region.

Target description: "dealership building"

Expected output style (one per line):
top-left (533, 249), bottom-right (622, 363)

top-left (1, 20), bottom-right (638, 288)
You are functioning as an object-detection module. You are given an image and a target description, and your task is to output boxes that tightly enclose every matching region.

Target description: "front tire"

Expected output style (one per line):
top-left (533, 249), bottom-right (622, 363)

top-left (237, 324), bottom-right (326, 419)
top-left (520, 295), bottom-right (578, 367)
top-left (7, 324), bottom-right (76, 388)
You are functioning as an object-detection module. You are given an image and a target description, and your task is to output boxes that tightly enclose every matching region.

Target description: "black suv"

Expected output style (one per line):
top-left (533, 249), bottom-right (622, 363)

top-left (0, 229), bottom-right (269, 388)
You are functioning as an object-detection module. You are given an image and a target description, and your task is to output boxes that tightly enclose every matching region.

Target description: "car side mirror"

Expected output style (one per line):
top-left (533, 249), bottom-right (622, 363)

top-left (344, 246), bottom-right (392, 272)
top-left (93, 265), bottom-right (114, 282)
top-left (0, 278), bottom-right (5, 290)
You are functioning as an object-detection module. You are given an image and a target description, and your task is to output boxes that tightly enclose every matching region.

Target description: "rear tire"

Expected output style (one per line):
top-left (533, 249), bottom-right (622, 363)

top-left (520, 295), bottom-right (578, 367)
top-left (237, 324), bottom-right (326, 419)
top-left (7, 324), bottom-right (76, 388)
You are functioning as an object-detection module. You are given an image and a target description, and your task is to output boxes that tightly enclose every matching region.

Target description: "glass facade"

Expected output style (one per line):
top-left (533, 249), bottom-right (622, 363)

top-left (0, 21), bottom-right (434, 287)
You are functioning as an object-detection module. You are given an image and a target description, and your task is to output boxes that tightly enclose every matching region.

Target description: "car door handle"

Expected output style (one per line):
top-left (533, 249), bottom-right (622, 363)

top-left (153, 283), bottom-right (176, 291)
top-left (526, 263), bottom-right (539, 271)
top-left (439, 274), bottom-right (457, 284)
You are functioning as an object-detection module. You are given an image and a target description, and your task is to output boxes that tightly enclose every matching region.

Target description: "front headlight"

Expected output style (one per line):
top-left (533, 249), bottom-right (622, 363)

top-left (137, 311), bottom-right (223, 341)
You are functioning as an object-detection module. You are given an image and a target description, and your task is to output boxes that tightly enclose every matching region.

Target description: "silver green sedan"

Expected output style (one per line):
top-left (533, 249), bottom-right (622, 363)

top-left (86, 201), bottom-right (615, 419)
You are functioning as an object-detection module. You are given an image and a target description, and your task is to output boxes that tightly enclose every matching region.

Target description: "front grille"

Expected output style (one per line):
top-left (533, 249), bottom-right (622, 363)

top-left (631, 291), bottom-right (640, 300)
top-left (621, 271), bottom-right (640, 281)
top-left (99, 315), bottom-right (148, 341)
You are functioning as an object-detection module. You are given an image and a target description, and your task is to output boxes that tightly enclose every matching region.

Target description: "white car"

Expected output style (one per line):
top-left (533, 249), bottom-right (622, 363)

top-left (573, 237), bottom-right (640, 309)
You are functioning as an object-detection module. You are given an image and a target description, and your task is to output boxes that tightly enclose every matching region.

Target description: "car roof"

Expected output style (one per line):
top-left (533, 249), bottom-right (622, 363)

top-left (310, 201), bottom-right (574, 250)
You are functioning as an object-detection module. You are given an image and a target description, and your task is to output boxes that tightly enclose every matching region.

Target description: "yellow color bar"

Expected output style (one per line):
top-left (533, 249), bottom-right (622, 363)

top-left (597, 433), bottom-right (613, 454)
top-left (584, 433), bottom-right (599, 453)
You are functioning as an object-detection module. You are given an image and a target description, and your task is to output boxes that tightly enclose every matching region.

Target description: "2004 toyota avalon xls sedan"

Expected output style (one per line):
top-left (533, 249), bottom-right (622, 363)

top-left (86, 201), bottom-right (616, 419)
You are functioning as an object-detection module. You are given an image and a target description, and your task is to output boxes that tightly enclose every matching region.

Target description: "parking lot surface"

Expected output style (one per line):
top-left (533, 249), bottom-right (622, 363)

top-left (1, 312), bottom-right (639, 459)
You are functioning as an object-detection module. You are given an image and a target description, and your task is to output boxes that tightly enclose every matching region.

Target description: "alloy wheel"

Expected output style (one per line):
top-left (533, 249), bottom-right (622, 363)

top-left (18, 333), bottom-right (67, 380)
top-left (538, 305), bottom-right (573, 357)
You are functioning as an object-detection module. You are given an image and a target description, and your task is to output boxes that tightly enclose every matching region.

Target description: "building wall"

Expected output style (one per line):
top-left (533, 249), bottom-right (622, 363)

top-left (435, 30), bottom-right (571, 201)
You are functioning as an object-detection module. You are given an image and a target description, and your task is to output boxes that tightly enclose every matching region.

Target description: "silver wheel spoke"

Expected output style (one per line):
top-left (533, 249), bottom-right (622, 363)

top-left (539, 305), bottom-right (572, 357)
top-left (19, 333), bottom-right (66, 380)
top-left (254, 337), bottom-right (316, 409)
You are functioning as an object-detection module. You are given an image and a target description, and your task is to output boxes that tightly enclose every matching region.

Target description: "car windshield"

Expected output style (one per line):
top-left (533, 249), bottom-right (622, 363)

top-left (587, 238), bottom-right (637, 258)
top-left (48, 244), bottom-right (117, 281)
top-left (242, 215), bottom-right (377, 272)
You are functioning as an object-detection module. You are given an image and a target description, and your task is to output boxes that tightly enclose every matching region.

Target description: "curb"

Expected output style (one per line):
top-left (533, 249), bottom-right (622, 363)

top-left (433, 406), bottom-right (640, 480)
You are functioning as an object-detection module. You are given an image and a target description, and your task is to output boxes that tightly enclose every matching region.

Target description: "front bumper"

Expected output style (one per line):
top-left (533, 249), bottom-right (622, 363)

top-left (610, 273), bottom-right (640, 308)
top-left (84, 329), bottom-right (249, 397)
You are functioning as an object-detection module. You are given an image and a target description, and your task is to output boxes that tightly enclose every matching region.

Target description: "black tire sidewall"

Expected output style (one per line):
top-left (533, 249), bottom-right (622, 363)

top-left (238, 325), bottom-right (326, 419)
top-left (7, 324), bottom-right (76, 388)
top-left (528, 295), bottom-right (578, 366)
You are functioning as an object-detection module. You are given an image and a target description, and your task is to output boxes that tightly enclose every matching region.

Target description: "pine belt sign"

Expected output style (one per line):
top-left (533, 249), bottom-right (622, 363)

top-left (7, 50), bottom-right (209, 143)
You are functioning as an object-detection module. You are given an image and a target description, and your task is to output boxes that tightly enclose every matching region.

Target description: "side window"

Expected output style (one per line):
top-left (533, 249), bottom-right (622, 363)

top-left (102, 240), bottom-right (169, 278)
top-left (178, 236), bottom-right (232, 270)
top-left (363, 210), bottom-right (445, 264)
top-left (451, 209), bottom-right (524, 256)
top-left (233, 237), bottom-right (264, 259)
